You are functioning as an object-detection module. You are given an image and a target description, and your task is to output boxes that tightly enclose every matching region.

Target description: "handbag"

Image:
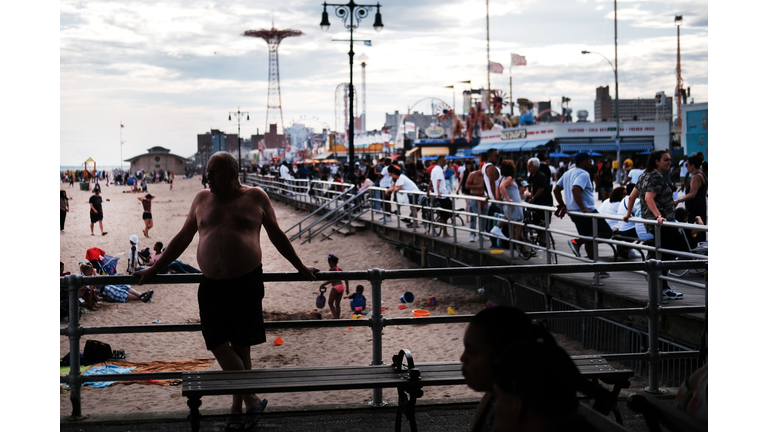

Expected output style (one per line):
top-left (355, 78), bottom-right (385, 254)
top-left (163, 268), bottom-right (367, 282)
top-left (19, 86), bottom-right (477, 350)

top-left (83, 339), bottom-right (113, 365)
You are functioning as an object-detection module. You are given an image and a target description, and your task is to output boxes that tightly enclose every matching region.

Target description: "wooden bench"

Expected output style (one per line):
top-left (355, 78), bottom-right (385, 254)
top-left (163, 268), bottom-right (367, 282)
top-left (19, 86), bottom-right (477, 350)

top-left (182, 350), bottom-right (633, 432)
top-left (627, 394), bottom-right (707, 432)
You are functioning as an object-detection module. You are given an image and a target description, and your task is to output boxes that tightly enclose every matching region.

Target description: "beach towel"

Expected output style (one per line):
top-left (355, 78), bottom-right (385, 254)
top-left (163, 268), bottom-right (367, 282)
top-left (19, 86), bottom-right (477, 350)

top-left (74, 359), bottom-right (215, 387)
top-left (62, 364), bottom-right (137, 388)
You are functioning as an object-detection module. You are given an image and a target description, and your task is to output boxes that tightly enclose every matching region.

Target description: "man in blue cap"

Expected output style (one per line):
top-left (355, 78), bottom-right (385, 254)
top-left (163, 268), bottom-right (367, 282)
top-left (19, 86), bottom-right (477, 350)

top-left (553, 153), bottom-right (612, 276)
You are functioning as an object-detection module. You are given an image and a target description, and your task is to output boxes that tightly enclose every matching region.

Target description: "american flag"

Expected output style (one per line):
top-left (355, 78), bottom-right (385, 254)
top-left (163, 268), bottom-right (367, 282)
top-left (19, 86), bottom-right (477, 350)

top-left (511, 53), bottom-right (527, 66)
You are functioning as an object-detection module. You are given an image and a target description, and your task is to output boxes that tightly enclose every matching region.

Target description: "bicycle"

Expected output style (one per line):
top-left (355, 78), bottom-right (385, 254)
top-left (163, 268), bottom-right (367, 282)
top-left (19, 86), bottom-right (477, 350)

top-left (417, 194), bottom-right (464, 236)
top-left (519, 208), bottom-right (557, 263)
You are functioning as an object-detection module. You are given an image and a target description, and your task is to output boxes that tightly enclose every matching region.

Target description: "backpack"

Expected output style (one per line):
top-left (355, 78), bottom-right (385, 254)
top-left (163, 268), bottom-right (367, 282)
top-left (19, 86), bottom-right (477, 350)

top-left (83, 339), bottom-right (113, 365)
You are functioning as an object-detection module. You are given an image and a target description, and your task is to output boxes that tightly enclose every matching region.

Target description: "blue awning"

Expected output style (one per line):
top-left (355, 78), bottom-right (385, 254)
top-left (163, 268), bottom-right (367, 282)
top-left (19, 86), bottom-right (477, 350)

top-left (560, 143), bottom-right (653, 152)
top-left (520, 140), bottom-right (552, 150)
top-left (498, 141), bottom-right (524, 152)
top-left (470, 142), bottom-right (498, 154)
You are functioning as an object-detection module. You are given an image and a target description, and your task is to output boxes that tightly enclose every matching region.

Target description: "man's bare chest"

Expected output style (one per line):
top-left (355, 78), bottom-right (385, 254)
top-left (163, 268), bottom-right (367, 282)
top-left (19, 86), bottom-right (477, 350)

top-left (197, 199), bottom-right (262, 231)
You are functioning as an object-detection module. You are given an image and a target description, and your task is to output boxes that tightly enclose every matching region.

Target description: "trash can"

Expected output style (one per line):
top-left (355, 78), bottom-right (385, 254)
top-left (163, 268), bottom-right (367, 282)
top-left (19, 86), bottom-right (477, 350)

top-left (79, 182), bottom-right (89, 191)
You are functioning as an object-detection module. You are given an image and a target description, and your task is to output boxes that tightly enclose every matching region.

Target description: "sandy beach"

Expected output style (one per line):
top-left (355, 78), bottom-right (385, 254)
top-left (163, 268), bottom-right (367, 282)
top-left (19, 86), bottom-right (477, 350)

top-left (60, 176), bottom-right (496, 415)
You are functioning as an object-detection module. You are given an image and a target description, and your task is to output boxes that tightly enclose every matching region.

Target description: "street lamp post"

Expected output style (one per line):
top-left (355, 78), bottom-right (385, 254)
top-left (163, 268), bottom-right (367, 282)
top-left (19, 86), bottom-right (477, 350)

top-left (582, 50), bottom-right (620, 166)
top-left (321, 1), bottom-right (383, 184)
top-left (229, 108), bottom-right (250, 181)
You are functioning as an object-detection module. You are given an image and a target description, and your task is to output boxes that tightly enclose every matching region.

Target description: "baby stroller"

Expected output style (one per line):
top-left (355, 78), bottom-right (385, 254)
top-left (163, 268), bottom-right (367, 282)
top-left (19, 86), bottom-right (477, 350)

top-left (91, 254), bottom-right (122, 276)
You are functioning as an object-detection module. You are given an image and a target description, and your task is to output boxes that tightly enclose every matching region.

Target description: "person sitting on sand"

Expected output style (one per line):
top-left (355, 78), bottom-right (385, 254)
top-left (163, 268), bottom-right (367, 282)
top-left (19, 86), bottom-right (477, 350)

top-left (147, 241), bottom-right (201, 274)
top-left (126, 235), bottom-right (149, 274)
top-left (138, 194), bottom-right (155, 238)
top-left (81, 262), bottom-right (152, 303)
top-left (347, 285), bottom-right (366, 312)
top-left (319, 254), bottom-right (349, 319)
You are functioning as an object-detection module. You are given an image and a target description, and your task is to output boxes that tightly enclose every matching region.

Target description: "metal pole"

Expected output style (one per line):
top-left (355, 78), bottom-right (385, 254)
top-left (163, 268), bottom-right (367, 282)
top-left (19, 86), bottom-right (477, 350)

top-left (368, 268), bottom-right (385, 406)
top-left (66, 274), bottom-right (85, 419)
top-left (486, 0), bottom-right (491, 109)
top-left (614, 0), bottom-right (621, 171)
top-left (544, 210), bottom-right (552, 264)
top-left (645, 259), bottom-right (663, 394)
top-left (452, 196), bottom-right (457, 243)
top-left (477, 200), bottom-right (485, 250)
top-left (591, 218), bottom-right (601, 285)
top-left (348, 5), bottom-right (356, 181)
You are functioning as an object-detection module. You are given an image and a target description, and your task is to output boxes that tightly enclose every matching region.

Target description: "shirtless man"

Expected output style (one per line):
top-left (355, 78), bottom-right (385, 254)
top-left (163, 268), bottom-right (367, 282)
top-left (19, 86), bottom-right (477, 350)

top-left (134, 152), bottom-right (317, 430)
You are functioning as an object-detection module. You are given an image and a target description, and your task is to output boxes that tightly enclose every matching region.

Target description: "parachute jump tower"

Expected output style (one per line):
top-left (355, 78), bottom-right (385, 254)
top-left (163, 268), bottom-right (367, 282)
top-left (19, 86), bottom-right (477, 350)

top-left (243, 24), bottom-right (303, 143)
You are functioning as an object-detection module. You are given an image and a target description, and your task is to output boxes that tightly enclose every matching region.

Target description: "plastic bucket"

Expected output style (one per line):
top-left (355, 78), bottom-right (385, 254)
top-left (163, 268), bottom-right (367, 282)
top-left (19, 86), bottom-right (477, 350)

top-left (413, 310), bottom-right (430, 317)
top-left (400, 291), bottom-right (415, 303)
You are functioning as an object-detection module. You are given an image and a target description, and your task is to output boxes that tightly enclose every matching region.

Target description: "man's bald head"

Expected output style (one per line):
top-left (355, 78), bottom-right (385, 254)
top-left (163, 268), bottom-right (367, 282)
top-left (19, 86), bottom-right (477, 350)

top-left (207, 151), bottom-right (240, 194)
top-left (209, 151), bottom-right (238, 174)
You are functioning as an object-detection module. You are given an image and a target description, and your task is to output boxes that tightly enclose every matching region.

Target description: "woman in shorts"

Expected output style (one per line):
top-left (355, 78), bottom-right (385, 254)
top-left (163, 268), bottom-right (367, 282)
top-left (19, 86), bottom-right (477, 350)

top-left (138, 194), bottom-right (155, 238)
top-left (318, 254), bottom-right (348, 319)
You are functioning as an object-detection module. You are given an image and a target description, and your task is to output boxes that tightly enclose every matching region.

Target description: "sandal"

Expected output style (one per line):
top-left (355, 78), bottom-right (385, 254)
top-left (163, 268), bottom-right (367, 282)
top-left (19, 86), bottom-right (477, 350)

top-left (140, 290), bottom-right (154, 303)
top-left (243, 399), bottom-right (268, 430)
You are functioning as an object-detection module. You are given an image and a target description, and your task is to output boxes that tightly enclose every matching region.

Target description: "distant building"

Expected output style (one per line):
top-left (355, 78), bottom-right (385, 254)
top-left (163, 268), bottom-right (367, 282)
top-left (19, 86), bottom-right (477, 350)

top-left (384, 110), bottom-right (451, 141)
top-left (594, 86), bottom-right (673, 122)
top-left (125, 146), bottom-right (189, 174)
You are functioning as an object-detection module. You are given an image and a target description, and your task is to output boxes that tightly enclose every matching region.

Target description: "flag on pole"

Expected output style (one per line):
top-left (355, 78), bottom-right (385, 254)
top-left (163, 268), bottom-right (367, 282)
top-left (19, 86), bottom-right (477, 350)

top-left (511, 53), bottom-right (527, 66)
top-left (459, 80), bottom-right (471, 84)
top-left (488, 61), bottom-right (504, 74)
top-left (364, 40), bottom-right (372, 46)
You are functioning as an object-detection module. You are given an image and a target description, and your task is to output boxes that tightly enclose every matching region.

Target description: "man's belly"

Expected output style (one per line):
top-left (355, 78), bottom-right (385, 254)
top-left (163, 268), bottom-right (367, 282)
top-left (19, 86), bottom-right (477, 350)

top-left (196, 230), bottom-right (262, 280)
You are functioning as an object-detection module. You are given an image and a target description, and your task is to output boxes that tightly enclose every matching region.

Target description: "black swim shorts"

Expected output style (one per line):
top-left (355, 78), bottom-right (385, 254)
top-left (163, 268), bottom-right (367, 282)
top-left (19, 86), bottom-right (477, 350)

top-left (142, 212), bottom-right (152, 220)
top-left (90, 212), bottom-right (103, 223)
top-left (197, 265), bottom-right (266, 350)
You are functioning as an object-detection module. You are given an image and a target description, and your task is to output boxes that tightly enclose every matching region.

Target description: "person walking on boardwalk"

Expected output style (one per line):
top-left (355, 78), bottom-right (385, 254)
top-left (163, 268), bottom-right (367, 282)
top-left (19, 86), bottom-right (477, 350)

top-left (134, 151), bottom-right (317, 430)
top-left (553, 153), bottom-right (612, 273)
top-left (138, 194), bottom-right (155, 238)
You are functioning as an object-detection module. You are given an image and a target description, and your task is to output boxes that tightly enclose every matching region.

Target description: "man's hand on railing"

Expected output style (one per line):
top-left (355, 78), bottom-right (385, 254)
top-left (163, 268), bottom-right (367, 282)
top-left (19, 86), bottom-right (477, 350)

top-left (555, 204), bottom-right (568, 219)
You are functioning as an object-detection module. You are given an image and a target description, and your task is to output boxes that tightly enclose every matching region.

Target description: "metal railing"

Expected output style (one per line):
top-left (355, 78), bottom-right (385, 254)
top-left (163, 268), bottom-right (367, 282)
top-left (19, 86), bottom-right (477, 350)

top-left (61, 260), bottom-right (706, 420)
top-left (348, 185), bottom-right (707, 288)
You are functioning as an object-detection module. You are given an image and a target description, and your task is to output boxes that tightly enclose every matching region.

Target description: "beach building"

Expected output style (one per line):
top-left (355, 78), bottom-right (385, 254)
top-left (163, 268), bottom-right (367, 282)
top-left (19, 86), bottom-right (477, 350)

top-left (125, 146), bottom-right (190, 174)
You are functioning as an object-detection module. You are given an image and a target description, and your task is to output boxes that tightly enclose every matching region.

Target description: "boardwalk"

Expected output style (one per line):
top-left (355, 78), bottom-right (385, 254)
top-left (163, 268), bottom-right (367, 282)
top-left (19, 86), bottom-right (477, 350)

top-left (364, 206), bottom-right (707, 312)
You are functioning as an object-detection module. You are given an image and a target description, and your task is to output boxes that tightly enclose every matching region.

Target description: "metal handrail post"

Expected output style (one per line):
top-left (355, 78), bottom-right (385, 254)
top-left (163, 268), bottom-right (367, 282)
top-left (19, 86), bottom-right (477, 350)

top-left (368, 268), bottom-right (385, 406)
top-left (645, 259), bottom-right (663, 394)
top-left (545, 210), bottom-right (552, 264)
top-left (66, 274), bottom-right (85, 420)
top-left (591, 218), bottom-right (601, 285)
top-left (477, 200), bottom-right (485, 250)
top-left (452, 197), bottom-right (457, 243)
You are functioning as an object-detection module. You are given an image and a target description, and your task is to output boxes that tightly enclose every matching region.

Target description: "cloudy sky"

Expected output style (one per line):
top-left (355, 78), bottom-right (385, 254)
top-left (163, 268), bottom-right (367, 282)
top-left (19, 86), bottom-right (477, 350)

top-left (59, 0), bottom-right (708, 166)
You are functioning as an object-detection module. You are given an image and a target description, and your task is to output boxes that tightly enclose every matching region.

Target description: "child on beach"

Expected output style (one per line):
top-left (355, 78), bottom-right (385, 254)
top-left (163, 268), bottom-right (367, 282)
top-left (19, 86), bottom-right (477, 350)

top-left (348, 285), bottom-right (366, 312)
top-left (138, 194), bottom-right (155, 237)
top-left (318, 254), bottom-right (349, 319)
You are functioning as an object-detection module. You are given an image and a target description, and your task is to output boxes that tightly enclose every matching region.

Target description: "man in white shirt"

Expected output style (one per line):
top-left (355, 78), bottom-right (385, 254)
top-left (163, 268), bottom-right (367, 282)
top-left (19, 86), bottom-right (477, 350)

top-left (378, 158), bottom-right (393, 222)
top-left (554, 153), bottom-right (613, 270)
top-left (429, 155), bottom-right (453, 238)
top-left (386, 165), bottom-right (421, 228)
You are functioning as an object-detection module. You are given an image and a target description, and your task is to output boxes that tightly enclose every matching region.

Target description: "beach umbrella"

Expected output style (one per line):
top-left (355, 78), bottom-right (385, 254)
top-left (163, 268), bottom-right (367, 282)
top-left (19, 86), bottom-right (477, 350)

top-left (419, 156), bottom-right (438, 161)
top-left (549, 152), bottom-right (571, 158)
top-left (587, 151), bottom-right (603, 156)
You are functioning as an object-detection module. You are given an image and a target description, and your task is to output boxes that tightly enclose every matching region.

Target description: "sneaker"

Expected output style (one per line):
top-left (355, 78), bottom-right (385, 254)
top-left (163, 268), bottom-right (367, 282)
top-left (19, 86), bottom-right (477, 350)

top-left (662, 287), bottom-right (683, 300)
top-left (61, 230), bottom-right (65, 233)
top-left (490, 226), bottom-right (508, 240)
top-left (469, 233), bottom-right (476, 242)
top-left (568, 239), bottom-right (581, 257)
top-left (598, 271), bottom-right (610, 279)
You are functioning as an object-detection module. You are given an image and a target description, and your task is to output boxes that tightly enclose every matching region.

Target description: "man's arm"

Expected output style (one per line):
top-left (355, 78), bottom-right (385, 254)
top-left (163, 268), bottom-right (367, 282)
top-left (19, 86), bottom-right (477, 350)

top-left (436, 179), bottom-right (443, 197)
top-left (553, 184), bottom-right (566, 207)
top-left (485, 165), bottom-right (498, 199)
top-left (622, 188), bottom-right (640, 222)
top-left (134, 193), bottom-right (202, 284)
top-left (571, 185), bottom-right (589, 213)
top-left (259, 189), bottom-right (317, 280)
